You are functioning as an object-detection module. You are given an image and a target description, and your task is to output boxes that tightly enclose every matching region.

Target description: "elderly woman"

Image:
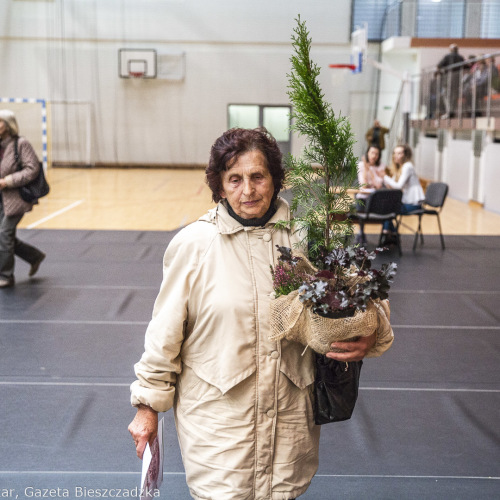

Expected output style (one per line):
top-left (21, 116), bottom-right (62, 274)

top-left (128, 128), bottom-right (377, 499)
top-left (0, 109), bottom-right (46, 288)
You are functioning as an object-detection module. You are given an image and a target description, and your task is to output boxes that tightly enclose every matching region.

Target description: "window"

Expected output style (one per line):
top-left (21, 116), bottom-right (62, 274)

top-left (481, 0), bottom-right (500, 38)
top-left (227, 104), bottom-right (292, 155)
top-left (417, 0), bottom-right (465, 38)
top-left (351, 0), bottom-right (391, 42)
top-left (262, 107), bottom-right (290, 143)
top-left (228, 105), bottom-right (260, 130)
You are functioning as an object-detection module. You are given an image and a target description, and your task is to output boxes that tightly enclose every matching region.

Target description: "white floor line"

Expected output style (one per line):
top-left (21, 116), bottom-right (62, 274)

top-left (0, 471), bottom-right (186, 476)
top-left (0, 382), bottom-right (129, 387)
top-left (26, 199), bottom-right (85, 229)
top-left (391, 289), bottom-right (500, 295)
top-left (14, 284), bottom-right (500, 295)
top-left (0, 381), bottom-right (497, 392)
top-left (0, 470), bottom-right (140, 475)
top-left (2, 320), bottom-right (498, 330)
top-left (360, 387), bottom-right (500, 393)
top-left (0, 471), bottom-right (496, 480)
top-left (35, 284), bottom-right (158, 290)
top-left (0, 320), bottom-right (148, 325)
top-left (392, 325), bottom-right (500, 330)
top-left (314, 474), bottom-right (499, 480)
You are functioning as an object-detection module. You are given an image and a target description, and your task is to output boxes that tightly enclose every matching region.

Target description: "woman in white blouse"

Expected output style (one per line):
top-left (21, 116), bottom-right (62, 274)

top-left (383, 144), bottom-right (425, 237)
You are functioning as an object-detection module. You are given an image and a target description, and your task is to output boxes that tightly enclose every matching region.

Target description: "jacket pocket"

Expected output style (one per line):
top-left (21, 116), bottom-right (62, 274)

top-left (177, 364), bottom-right (256, 416)
top-left (278, 339), bottom-right (315, 390)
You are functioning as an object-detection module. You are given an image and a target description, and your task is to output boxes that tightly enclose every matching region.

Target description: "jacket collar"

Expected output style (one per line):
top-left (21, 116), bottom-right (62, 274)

top-left (200, 196), bottom-right (291, 235)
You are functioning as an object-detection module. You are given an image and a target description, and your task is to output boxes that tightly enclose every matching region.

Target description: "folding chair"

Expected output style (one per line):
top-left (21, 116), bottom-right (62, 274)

top-left (350, 189), bottom-right (403, 256)
top-left (400, 182), bottom-right (449, 251)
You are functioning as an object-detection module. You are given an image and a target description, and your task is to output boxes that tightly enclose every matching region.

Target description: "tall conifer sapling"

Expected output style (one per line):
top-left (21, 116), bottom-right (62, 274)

top-left (280, 16), bottom-right (358, 264)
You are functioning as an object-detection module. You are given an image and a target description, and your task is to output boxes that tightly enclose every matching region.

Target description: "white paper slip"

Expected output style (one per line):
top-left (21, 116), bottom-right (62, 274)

top-left (140, 417), bottom-right (164, 499)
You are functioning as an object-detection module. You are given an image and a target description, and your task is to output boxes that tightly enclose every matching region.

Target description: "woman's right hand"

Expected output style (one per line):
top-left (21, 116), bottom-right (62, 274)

top-left (128, 404), bottom-right (158, 459)
top-left (364, 166), bottom-right (374, 188)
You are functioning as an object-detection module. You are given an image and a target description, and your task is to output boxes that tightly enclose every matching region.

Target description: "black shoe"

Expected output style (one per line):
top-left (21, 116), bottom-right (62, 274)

top-left (29, 253), bottom-right (46, 277)
top-left (381, 233), bottom-right (397, 246)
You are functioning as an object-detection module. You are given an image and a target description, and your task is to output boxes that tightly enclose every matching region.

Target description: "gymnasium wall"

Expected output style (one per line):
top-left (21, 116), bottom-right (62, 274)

top-left (0, 0), bottom-right (377, 167)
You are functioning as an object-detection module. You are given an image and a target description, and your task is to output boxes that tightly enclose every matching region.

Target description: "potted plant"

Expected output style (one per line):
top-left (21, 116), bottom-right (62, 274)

top-left (269, 244), bottom-right (397, 355)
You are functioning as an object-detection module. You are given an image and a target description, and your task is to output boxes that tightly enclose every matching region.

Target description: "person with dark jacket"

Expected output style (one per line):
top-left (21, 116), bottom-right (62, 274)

top-left (0, 109), bottom-right (46, 288)
top-left (437, 44), bottom-right (465, 117)
top-left (365, 119), bottom-right (389, 150)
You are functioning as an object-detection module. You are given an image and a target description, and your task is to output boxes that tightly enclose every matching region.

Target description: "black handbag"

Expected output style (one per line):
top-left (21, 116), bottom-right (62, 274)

top-left (313, 353), bottom-right (363, 425)
top-left (14, 138), bottom-right (50, 203)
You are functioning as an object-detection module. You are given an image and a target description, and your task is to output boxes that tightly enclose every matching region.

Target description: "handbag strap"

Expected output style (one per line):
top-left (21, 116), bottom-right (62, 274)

top-left (13, 136), bottom-right (23, 172)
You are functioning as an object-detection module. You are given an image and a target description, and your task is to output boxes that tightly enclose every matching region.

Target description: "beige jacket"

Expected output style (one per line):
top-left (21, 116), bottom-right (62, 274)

top-left (0, 135), bottom-right (40, 216)
top-left (131, 198), bottom-right (392, 499)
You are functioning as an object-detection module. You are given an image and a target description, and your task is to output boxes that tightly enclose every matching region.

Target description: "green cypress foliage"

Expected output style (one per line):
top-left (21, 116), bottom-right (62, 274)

top-left (282, 16), bottom-right (358, 262)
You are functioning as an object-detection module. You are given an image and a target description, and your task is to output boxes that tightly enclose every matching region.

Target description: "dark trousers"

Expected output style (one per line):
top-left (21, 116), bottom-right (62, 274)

top-left (0, 202), bottom-right (44, 279)
top-left (383, 203), bottom-right (422, 232)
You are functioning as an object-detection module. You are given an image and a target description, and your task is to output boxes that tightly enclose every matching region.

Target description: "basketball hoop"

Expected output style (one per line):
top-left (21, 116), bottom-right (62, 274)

top-left (129, 71), bottom-right (145, 79)
top-left (329, 64), bottom-right (356, 71)
top-left (329, 64), bottom-right (356, 87)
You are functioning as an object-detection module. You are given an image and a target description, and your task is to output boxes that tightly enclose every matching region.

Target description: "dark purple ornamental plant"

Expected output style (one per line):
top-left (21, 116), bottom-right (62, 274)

top-left (271, 245), bottom-right (397, 317)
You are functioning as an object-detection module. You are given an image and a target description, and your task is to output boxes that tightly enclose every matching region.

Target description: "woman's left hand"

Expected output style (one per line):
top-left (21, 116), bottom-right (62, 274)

top-left (326, 331), bottom-right (377, 362)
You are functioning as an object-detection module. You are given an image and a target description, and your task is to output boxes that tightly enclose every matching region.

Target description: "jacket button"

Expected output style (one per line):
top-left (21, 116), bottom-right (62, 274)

top-left (263, 233), bottom-right (271, 242)
top-left (270, 351), bottom-right (279, 359)
top-left (267, 409), bottom-right (276, 418)
top-left (265, 465), bottom-right (272, 474)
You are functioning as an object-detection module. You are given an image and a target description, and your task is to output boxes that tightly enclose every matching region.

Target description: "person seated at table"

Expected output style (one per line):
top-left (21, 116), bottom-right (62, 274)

top-left (355, 145), bottom-right (386, 244)
top-left (382, 144), bottom-right (425, 245)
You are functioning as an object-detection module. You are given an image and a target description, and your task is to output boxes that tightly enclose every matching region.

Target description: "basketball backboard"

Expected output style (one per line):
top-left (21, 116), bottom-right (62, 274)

top-left (351, 24), bottom-right (367, 74)
top-left (119, 49), bottom-right (157, 79)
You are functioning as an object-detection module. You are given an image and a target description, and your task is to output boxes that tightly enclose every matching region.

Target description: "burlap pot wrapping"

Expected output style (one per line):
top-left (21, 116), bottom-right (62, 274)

top-left (269, 292), bottom-right (380, 355)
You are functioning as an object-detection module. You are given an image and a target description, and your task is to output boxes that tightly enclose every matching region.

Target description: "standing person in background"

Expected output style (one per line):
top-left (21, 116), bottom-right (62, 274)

top-left (473, 58), bottom-right (490, 117)
top-left (365, 119), bottom-right (389, 151)
top-left (427, 70), bottom-right (446, 119)
top-left (489, 56), bottom-right (500, 92)
top-left (461, 56), bottom-right (477, 116)
top-left (0, 109), bottom-right (46, 288)
top-left (382, 144), bottom-right (425, 245)
top-left (437, 43), bottom-right (465, 118)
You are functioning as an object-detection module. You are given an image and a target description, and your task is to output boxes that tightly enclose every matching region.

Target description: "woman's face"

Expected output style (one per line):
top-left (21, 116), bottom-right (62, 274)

top-left (220, 149), bottom-right (275, 219)
top-left (0, 120), bottom-right (8, 138)
top-left (367, 147), bottom-right (380, 165)
top-left (393, 147), bottom-right (405, 166)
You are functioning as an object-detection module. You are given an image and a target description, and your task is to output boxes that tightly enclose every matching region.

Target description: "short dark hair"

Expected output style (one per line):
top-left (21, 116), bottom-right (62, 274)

top-left (205, 127), bottom-right (285, 203)
top-left (365, 145), bottom-right (382, 166)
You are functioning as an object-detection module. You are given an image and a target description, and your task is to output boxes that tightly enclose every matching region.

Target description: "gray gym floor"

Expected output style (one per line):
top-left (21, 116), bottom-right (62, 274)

top-left (0, 229), bottom-right (499, 499)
